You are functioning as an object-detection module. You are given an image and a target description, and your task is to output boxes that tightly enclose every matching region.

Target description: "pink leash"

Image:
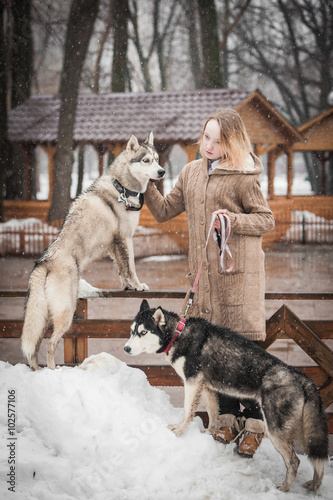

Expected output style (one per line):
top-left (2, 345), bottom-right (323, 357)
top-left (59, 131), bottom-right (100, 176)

top-left (184, 211), bottom-right (234, 315)
top-left (164, 212), bottom-right (234, 354)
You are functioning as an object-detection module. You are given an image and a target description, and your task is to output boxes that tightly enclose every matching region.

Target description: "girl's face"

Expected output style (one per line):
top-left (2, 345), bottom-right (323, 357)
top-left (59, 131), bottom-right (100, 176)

top-left (202, 119), bottom-right (223, 161)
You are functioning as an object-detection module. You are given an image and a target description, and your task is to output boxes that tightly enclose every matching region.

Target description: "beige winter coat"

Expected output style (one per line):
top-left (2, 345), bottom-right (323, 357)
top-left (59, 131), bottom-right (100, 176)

top-left (144, 153), bottom-right (275, 341)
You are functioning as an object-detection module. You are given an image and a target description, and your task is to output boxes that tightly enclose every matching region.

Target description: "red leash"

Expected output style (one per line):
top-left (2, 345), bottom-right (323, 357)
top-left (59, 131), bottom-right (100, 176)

top-left (164, 212), bottom-right (234, 354)
top-left (164, 317), bottom-right (186, 354)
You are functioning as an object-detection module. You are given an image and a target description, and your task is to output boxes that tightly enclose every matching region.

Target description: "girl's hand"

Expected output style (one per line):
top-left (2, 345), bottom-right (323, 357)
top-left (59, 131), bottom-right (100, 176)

top-left (213, 209), bottom-right (228, 230)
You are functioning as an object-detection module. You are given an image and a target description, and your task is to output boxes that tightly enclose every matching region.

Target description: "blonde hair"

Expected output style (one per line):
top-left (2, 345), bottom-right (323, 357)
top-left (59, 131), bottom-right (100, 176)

top-left (199, 108), bottom-right (252, 169)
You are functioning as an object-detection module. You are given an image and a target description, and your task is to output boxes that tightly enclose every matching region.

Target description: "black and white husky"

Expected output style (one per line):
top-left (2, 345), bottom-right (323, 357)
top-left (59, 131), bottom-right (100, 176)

top-left (124, 299), bottom-right (328, 493)
top-left (21, 134), bottom-right (164, 370)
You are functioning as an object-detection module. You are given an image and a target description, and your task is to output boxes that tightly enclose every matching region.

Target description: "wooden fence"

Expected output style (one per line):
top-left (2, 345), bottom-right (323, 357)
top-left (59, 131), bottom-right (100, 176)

top-left (0, 220), bottom-right (182, 257)
top-left (0, 289), bottom-right (332, 433)
top-left (1, 213), bottom-right (333, 257)
top-left (1, 196), bottom-right (333, 256)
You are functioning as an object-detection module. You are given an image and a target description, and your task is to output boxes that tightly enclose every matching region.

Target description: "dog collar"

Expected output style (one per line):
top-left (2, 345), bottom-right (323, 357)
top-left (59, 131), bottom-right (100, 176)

top-left (112, 179), bottom-right (144, 211)
top-left (164, 317), bottom-right (186, 354)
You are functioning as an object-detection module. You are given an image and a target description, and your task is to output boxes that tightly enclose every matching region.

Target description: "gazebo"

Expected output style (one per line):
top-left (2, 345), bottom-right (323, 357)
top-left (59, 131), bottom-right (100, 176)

top-left (295, 107), bottom-right (333, 195)
top-left (4, 91), bottom-right (333, 247)
top-left (7, 88), bottom-right (301, 205)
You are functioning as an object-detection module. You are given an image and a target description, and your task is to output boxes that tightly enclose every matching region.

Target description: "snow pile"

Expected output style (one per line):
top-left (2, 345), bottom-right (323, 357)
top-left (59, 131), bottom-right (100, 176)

top-left (286, 210), bottom-right (333, 243)
top-left (0, 353), bottom-right (332, 499)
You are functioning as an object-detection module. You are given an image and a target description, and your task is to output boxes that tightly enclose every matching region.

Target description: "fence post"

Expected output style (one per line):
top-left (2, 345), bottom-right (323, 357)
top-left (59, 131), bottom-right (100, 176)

top-left (63, 299), bottom-right (88, 365)
top-left (302, 215), bottom-right (306, 245)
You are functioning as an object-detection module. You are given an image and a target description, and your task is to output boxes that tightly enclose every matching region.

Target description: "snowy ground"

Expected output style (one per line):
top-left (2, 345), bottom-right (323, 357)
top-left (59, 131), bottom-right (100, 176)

top-left (1, 353), bottom-right (332, 500)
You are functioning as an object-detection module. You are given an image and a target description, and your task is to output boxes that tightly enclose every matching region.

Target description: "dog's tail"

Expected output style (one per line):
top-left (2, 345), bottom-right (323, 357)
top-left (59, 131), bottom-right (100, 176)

top-left (301, 378), bottom-right (328, 490)
top-left (21, 264), bottom-right (49, 366)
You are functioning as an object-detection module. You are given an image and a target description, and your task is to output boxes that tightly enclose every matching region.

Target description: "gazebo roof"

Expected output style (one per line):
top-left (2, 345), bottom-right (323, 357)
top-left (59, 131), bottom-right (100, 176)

top-left (8, 89), bottom-right (301, 146)
top-left (295, 107), bottom-right (333, 151)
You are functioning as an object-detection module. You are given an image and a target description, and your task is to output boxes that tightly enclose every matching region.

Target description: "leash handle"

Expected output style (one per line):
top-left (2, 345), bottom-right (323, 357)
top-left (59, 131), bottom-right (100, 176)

top-left (214, 212), bottom-right (234, 273)
top-left (184, 211), bottom-right (234, 316)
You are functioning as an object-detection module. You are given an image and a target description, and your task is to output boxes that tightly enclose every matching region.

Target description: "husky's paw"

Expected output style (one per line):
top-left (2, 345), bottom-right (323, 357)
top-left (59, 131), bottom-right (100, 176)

top-left (30, 364), bottom-right (41, 372)
top-left (303, 480), bottom-right (320, 491)
top-left (276, 483), bottom-right (290, 492)
top-left (168, 423), bottom-right (185, 436)
top-left (137, 282), bottom-right (149, 291)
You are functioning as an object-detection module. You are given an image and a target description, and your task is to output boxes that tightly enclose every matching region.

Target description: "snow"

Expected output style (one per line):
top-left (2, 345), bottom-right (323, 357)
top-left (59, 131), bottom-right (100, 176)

top-left (1, 353), bottom-right (332, 499)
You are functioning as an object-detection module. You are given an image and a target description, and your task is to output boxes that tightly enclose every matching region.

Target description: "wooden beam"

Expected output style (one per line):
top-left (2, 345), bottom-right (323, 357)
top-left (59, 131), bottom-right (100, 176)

top-left (286, 148), bottom-right (293, 198)
top-left (47, 145), bottom-right (56, 201)
top-left (2, 289), bottom-right (333, 300)
top-left (267, 150), bottom-right (275, 199)
top-left (64, 298), bottom-right (88, 364)
top-left (180, 142), bottom-right (199, 163)
top-left (1, 318), bottom-right (332, 341)
top-left (283, 305), bottom-right (333, 378)
top-left (24, 145), bottom-right (34, 201)
top-left (258, 306), bottom-right (285, 349)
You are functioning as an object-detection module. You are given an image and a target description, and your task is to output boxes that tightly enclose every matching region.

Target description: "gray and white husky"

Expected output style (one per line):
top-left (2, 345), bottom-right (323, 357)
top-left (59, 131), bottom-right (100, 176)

top-left (21, 134), bottom-right (164, 370)
top-left (124, 300), bottom-right (328, 493)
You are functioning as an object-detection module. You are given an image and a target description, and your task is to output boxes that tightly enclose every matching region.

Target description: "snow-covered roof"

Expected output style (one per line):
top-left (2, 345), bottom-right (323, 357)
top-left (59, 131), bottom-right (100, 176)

top-left (7, 88), bottom-right (301, 145)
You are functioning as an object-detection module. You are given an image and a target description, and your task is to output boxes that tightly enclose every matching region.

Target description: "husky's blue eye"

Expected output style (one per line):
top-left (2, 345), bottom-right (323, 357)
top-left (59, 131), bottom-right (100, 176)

top-left (142, 158), bottom-right (150, 163)
top-left (141, 330), bottom-right (147, 336)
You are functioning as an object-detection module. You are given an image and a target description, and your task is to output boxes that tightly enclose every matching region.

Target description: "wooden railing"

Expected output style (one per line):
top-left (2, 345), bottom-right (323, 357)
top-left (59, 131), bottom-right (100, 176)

top-left (1, 289), bottom-right (332, 432)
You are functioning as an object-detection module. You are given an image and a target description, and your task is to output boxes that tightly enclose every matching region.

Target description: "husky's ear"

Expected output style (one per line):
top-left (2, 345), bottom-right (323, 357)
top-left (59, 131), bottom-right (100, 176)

top-left (140, 299), bottom-right (150, 312)
top-left (144, 132), bottom-right (154, 147)
top-left (127, 135), bottom-right (140, 152)
top-left (152, 307), bottom-right (165, 327)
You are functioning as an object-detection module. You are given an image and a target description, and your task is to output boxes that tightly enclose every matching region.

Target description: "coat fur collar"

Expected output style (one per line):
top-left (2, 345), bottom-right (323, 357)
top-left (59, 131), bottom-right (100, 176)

top-left (211, 153), bottom-right (263, 175)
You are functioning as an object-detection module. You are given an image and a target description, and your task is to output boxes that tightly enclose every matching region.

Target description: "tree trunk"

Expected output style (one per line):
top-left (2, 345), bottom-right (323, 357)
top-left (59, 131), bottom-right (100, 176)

top-left (76, 145), bottom-right (85, 198)
top-left (5, 0), bottom-right (33, 201)
top-left (0, 2), bottom-right (8, 220)
top-left (111, 0), bottom-right (129, 92)
top-left (48, 0), bottom-right (100, 221)
top-left (183, 0), bottom-right (201, 88)
top-left (197, 0), bottom-right (223, 88)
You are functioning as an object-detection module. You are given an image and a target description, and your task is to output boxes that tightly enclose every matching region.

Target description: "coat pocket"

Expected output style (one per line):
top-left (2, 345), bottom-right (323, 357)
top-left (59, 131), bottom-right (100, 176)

top-left (218, 273), bottom-right (245, 306)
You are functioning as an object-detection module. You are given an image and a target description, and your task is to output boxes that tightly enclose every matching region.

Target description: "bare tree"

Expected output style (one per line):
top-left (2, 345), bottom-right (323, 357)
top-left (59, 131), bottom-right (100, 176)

top-left (197, 0), bottom-right (223, 88)
top-left (182, 0), bottom-right (201, 88)
top-left (0, 1), bottom-right (8, 220)
top-left (231, 0), bottom-right (332, 193)
top-left (93, 0), bottom-right (113, 93)
top-left (128, 0), bottom-right (180, 91)
top-left (48, 0), bottom-right (100, 221)
top-left (3, 0), bottom-right (33, 201)
top-left (111, 0), bottom-right (129, 92)
top-left (233, 0), bottom-right (333, 123)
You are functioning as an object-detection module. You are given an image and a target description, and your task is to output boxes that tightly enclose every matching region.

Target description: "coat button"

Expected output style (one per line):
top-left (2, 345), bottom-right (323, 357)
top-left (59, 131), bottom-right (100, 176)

top-left (205, 285), bottom-right (209, 292)
top-left (205, 307), bottom-right (210, 314)
top-left (200, 219), bottom-right (204, 225)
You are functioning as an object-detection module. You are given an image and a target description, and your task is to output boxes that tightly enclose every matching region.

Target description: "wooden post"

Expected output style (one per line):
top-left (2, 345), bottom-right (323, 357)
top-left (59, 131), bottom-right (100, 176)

top-left (112, 142), bottom-right (125, 157)
top-left (24, 146), bottom-right (34, 201)
top-left (286, 148), bottom-right (293, 199)
top-left (47, 146), bottom-right (56, 201)
top-left (94, 144), bottom-right (107, 177)
top-left (64, 299), bottom-right (88, 364)
top-left (180, 142), bottom-right (199, 163)
top-left (267, 150), bottom-right (275, 200)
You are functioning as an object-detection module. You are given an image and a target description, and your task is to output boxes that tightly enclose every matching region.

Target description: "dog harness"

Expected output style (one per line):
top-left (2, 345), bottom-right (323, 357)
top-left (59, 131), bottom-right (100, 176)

top-left (164, 212), bottom-right (234, 354)
top-left (112, 179), bottom-right (144, 211)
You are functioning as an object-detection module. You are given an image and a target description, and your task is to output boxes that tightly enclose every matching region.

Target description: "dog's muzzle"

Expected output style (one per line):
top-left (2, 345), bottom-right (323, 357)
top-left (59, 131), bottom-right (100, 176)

top-left (150, 168), bottom-right (165, 182)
